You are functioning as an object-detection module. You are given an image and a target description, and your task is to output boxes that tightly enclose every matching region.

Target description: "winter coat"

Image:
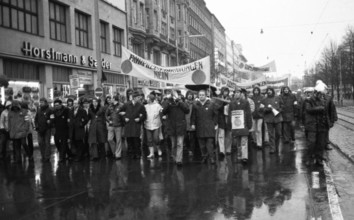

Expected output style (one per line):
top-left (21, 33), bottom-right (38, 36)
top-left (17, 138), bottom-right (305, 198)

top-left (144, 101), bottom-right (163, 130)
top-left (8, 101), bottom-right (30, 139)
top-left (295, 92), bottom-right (303, 120)
top-left (304, 94), bottom-right (330, 132)
top-left (325, 94), bottom-right (337, 127)
top-left (251, 87), bottom-right (265, 119)
top-left (121, 101), bottom-right (146, 138)
top-left (69, 107), bottom-right (88, 140)
top-left (52, 106), bottom-right (70, 139)
top-left (105, 103), bottom-right (124, 127)
top-left (35, 105), bottom-right (52, 134)
top-left (262, 88), bottom-right (283, 123)
top-left (228, 98), bottom-right (252, 137)
top-left (88, 106), bottom-right (108, 144)
top-left (280, 87), bottom-right (297, 121)
top-left (191, 99), bottom-right (218, 138)
top-left (217, 87), bottom-right (231, 130)
top-left (185, 99), bottom-right (194, 131)
top-left (0, 109), bottom-right (9, 131)
top-left (162, 98), bottom-right (189, 136)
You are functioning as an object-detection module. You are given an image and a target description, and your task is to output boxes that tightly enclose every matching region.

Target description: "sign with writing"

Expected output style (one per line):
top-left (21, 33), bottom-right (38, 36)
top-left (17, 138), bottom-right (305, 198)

top-left (77, 71), bottom-right (93, 85)
top-left (69, 75), bottom-right (80, 89)
top-left (121, 46), bottom-right (210, 85)
top-left (231, 110), bottom-right (244, 129)
top-left (21, 42), bottom-right (111, 70)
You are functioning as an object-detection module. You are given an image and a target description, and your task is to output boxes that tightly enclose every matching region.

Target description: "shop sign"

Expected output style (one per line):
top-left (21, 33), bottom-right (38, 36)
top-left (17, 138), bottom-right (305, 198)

top-left (77, 71), bottom-right (93, 85)
top-left (69, 74), bottom-right (80, 89)
top-left (21, 41), bottom-right (111, 70)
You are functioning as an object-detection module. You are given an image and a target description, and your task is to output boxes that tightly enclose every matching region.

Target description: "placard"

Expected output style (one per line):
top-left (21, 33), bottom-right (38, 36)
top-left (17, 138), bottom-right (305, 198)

top-left (231, 110), bottom-right (244, 129)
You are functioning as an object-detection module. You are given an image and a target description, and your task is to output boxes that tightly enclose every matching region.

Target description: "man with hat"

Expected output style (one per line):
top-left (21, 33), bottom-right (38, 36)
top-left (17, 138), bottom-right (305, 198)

top-left (121, 91), bottom-right (146, 159)
top-left (106, 95), bottom-right (124, 159)
top-left (52, 99), bottom-right (70, 162)
top-left (228, 88), bottom-right (253, 163)
top-left (34, 98), bottom-right (53, 162)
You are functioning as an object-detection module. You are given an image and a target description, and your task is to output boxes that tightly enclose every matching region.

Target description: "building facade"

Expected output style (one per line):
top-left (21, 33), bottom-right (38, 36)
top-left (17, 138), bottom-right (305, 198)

top-left (211, 14), bottom-right (226, 86)
top-left (0, 0), bottom-right (127, 100)
top-left (225, 35), bottom-right (234, 79)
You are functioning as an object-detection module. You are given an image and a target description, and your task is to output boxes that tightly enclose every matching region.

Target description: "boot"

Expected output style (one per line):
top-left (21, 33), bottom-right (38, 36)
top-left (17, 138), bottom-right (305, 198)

top-left (147, 147), bottom-right (154, 159)
top-left (157, 146), bottom-right (162, 157)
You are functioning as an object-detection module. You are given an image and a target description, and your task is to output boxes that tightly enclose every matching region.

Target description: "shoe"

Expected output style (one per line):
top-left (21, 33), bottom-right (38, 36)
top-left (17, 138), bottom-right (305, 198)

top-left (269, 150), bottom-right (276, 154)
top-left (242, 158), bottom-right (248, 164)
top-left (115, 156), bottom-right (122, 160)
top-left (176, 162), bottom-right (183, 167)
top-left (325, 145), bottom-right (333, 150)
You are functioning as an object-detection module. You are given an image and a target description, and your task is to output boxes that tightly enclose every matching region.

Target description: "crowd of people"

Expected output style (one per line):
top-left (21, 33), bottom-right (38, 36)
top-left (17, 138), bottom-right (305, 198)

top-left (0, 80), bottom-right (337, 167)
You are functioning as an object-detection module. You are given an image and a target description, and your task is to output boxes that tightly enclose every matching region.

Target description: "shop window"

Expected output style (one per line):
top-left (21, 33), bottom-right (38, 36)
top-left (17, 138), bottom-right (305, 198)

top-left (0, 0), bottom-right (38, 35)
top-left (49, 1), bottom-right (68, 42)
top-left (104, 72), bottom-right (124, 85)
top-left (75, 10), bottom-right (89, 48)
top-left (100, 21), bottom-right (109, 53)
top-left (53, 83), bottom-right (70, 99)
top-left (133, 43), bottom-right (144, 58)
top-left (3, 59), bottom-right (39, 81)
top-left (113, 26), bottom-right (123, 57)
top-left (53, 66), bottom-right (70, 83)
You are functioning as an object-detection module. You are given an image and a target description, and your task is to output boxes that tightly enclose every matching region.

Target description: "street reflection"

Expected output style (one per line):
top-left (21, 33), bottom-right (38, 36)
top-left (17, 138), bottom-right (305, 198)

top-left (0, 144), bottom-right (314, 220)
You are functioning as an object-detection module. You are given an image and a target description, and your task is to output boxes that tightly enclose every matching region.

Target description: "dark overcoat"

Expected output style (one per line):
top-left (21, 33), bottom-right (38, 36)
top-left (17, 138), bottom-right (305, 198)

top-left (162, 98), bottom-right (189, 136)
top-left (262, 88), bottom-right (283, 124)
top-left (53, 107), bottom-right (70, 139)
top-left (69, 107), bottom-right (88, 140)
top-left (280, 87), bottom-right (297, 122)
top-left (227, 98), bottom-right (252, 137)
top-left (121, 101), bottom-right (146, 138)
top-left (88, 106), bottom-right (108, 144)
top-left (304, 95), bottom-right (330, 132)
top-left (191, 99), bottom-right (218, 138)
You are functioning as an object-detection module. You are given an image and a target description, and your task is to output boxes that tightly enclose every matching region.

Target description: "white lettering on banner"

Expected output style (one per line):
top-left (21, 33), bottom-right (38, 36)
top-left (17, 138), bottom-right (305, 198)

top-left (231, 110), bottom-right (244, 129)
top-left (120, 46), bottom-right (210, 85)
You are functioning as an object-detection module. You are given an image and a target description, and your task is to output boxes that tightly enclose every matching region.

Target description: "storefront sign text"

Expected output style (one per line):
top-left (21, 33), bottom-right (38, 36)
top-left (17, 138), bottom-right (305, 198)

top-left (21, 42), bottom-right (111, 70)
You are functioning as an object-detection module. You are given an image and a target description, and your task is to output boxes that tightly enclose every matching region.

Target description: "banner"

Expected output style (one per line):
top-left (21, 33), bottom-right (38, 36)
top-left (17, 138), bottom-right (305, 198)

top-left (120, 47), bottom-right (210, 85)
top-left (236, 60), bottom-right (277, 74)
top-left (219, 74), bottom-right (290, 90)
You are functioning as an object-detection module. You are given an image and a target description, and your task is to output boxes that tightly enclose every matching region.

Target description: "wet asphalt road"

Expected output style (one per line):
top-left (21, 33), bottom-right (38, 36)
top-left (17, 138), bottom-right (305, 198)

top-left (0, 130), bottom-right (338, 220)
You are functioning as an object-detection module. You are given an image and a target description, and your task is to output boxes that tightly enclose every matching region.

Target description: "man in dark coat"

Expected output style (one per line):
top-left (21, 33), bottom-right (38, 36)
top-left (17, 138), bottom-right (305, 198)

top-left (8, 100), bottom-right (31, 163)
top-left (304, 88), bottom-right (331, 166)
top-left (217, 87), bottom-right (232, 156)
top-left (35, 98), bottom-right (53, 162)
top-left (251, 86), bottom-right (265, 149)
top-left (228, 88), bottom-right (252, 163)
top-left (162, 91), bottom-right (189, 166)
top-left (53, 99), bottom-right (70, 162)
top-left (69, 100), bottom-right (88, 162)
top-left (121, 91), bottom-right (146, 159)
top-left (106, 95), bottom-right (125, 159)
top-left (262, 87), bottom-right (283, 154)
top-left (185, 90), bottom-right (199, 160)
top-left (280, 86), bottom-right (297, 145)
top-left (191, 90), bottom-right (218, 164)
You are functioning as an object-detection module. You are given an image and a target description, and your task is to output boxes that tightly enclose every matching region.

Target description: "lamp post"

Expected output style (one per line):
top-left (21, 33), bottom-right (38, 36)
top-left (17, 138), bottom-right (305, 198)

top-left (176, 34), bottom-right (205, 65)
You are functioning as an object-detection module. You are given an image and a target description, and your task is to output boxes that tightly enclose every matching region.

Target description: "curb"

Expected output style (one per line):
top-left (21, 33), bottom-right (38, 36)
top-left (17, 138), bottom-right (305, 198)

top-left (329, 140), bottom-right (354, 164)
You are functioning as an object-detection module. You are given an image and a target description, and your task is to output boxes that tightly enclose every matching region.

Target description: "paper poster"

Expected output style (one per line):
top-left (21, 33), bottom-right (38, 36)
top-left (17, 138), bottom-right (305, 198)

top-left (224, 104), bottom-right (229, 115)
top-left (231, 110), bottom-right (244, 129)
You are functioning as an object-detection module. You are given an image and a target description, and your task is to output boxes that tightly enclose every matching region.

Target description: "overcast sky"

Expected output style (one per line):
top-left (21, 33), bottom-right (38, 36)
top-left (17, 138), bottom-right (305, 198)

top-left (205, 0), bottom-right (354, 77)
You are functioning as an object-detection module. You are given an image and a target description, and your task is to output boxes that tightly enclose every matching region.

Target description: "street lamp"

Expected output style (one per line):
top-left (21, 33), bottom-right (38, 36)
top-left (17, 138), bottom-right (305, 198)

top-left (176, 34), bottom-right (205, 65)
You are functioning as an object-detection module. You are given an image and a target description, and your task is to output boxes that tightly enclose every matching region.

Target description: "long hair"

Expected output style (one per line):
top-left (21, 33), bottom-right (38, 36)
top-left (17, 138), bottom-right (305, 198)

top-left (90, 99), bottom-right (101, 114)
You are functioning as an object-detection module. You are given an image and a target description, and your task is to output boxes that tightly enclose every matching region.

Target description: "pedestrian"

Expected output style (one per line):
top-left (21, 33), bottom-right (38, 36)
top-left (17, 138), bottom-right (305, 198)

top-left (262, 87), bottom-right (283, 154)
top-left (280, 86), bottom-right (297, 145)
top-left (52, 99), bottom-right (70, 162)
top-left (21, 101), bottom-right (35, 160)
top-left (163, 90), bottom-right (189, 166)
top-left (35, 98), bottom-right (53, 163)
top-left (106, 95), bottom-right (125, 160)
top-left (229, 88), bottom-right (252, 163)
top-left (217, 87), bottom-right (232, 156)
top-left (8, 100), bottom-right (31, 163)
top-left (121, 91), bottom-right (146, 159)
top-left (251, 87), bottom-right (265, 149)
top-left (0, 100), bottom-right (11, 160)
top-left (82, 98), bottom-right (91, 158)
top-left (191, 90), bottom-right (218, 164)
top-left (295, 89), bottom-right (303, 127)
top-left (185, 90), bottom-right (200, 160)
top-left (69, 100), bottom-right (88, 162)
top-left (304, 81), bottom-right (331, 165)
top-left (67, 98), bottom-right (74, 110)
top-left (144, 93), bottom-right (163, 158)
top-left (88, 98), bottom-right (108, 161)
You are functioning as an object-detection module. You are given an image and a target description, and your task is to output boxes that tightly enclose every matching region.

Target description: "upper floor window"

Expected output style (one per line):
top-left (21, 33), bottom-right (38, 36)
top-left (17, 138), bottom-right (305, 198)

top-left (0, 0), bottom-right (38, 35)
top-left (49, 1), bottom-right (67, 42)
top-left (113, 26), bottom-right (123, 57)
top-left (75, 11), bottom-right (89, 48)
top-left (100, 21), bottom-right (108, 53)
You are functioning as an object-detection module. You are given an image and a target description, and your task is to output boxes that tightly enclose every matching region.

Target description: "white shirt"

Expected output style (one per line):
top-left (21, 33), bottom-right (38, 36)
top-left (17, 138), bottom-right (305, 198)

top-left (144, 102), bottom-right (162, 130)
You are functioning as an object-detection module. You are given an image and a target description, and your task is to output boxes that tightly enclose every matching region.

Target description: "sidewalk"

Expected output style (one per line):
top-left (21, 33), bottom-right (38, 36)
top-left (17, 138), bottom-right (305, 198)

top-left (329, 123), bottom-right (354, 162)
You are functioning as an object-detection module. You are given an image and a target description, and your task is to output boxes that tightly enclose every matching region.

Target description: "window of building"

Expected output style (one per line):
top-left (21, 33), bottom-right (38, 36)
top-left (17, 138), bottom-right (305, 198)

top-left (0, 0), bottom-right (38, 35)
top-left (170, 27), bottom-right (175, 40)
top-left (145, 8), bottom-right (150, 31)
top-left (161, 21), bottom-right (167, 36)
top-left (75, 11), bottom-right (89, 48)
top-left (133, 0), bottom-right (137, 24)
top-left (153, 50), bottom-right (160, 65)
top-left (133, 43), bottom-right (144, 58)
top-left (113, 26), bottom-right (123, 57)
top-left (139, 3), bottom-right (144, 27)
top-left (161, 53), bottom-right (168, 67)
top-left (49, 1), bottom-right (67, 42)
top-left (154, 10), bottom-right (158, 31)
top-left (177, 4), bottom-right (181, 21)
top-left (100, 21), bottom-right (108, 53)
